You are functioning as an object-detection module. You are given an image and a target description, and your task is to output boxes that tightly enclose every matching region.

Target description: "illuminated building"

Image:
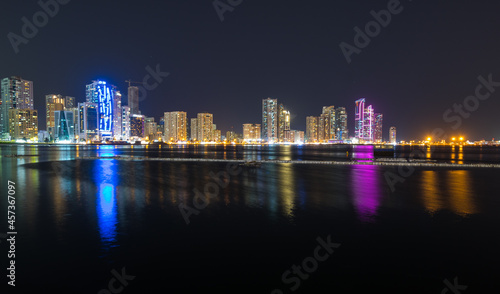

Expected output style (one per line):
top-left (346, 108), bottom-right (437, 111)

top-left (355, 98), bottom-right (377, 142)
top-left (321, 106), bottom-right (336, 142)
top-left (86, 80), bottom-right (117, 140)
top-left (278, 104), bottom-right (291, 142)
top-left (373, 113), bottom-right (383, 143)
top-left (121, 106), bottom-right (131, 141)
top-left (243, 124), bottom-right (261, 142)
top-left (390, 126), bottom-right (397, 144)
top-left (130, 114), bottom-right (145, 140)
top-left (262, 98), bottom-right (278, 143)
top-left (112, 91), bottom-right (122, 139)
top-left (197, 113), bottom-right (213, 142)
top-left (45, 94), bottom-right (65, 139)
top-left (306, 116), bottom-right (318, 143)
top-left (164, 111), bottom-right (187, 142)
top-left (213, 129), bottom-right (222, 142)
top-left (1, 76), bottom-right (33, 138)
top-left (64, 96), bottom-right (75, 108)
top-left (78, 102), bottom-right (99, 141)
top-left (226, 131), bottom-right (236, 142)
top-left (128, 86), bottom-right (139, 115)
top-left (145, 117), bottom-right (157, 141)
top-left (54, 110), bottom-right (75, 142)
top-left (289, 130), bottom-right (305, 144)
top-left (190, 118), bottom-right (198, 141)
top-left (335, 107), bottom-right (348, 140)
top-left (8, 109), bottom-right (38, 140)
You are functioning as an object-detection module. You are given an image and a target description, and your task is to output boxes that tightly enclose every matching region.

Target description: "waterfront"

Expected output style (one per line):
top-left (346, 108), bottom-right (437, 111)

top-left (1, 145), bottom-right (499, 293)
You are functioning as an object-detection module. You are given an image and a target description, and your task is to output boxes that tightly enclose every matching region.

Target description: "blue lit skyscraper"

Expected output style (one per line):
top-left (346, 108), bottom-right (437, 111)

top-left (86, 80), bottom-right (116, 140)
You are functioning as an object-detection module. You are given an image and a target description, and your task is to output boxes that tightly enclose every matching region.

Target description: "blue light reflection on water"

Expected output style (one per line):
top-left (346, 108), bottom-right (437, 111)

top-left (94, 159), bottom-right (119, 250)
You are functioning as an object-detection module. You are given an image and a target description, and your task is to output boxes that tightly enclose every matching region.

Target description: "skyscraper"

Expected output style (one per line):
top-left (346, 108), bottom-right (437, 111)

top-left (318, 106), bottom-right (336, 142)
top-left (197, 113), bottom-right (213, 142)
top-left (190, 118), bottom-right (198, 141)
top-left (355, 98), bottom-right (377, 142)
top-left (278, 104), bottom-right (291, 143)
top-left (164, 111), bottom-right (187, 142)
top-left (64, 96), bottom-right (75, 108)
top-left (86, 80), bottom-right (116, 140)
top-left (128, 86), bottom-right (139, 115)
top-left (262, 98), bottom-right (278, 143)
top-left (45, 94), bottom-right (65, 139)
top-left (78, 102), bottom-right (99, 141)
top-left (54, 110), bottom-right (75, 142)
top-left (121, 106), bottom-right (131, 141)
top-left (373, 113), bottom-right (383, 143)
top-left (1, 77), bottom-right (34, 138)
top-left (335, 107), bottom-right (348, 140)
top-left (130, 114), bottom-right (145, 139)
top-left (8, 109), bottom-right (38, 141)
top-left (306, 116), bottom-right (318, 143)
top-left (390, 126), bottom-right (397, 144)
top-left (112, 91), bottom-right (122, 139)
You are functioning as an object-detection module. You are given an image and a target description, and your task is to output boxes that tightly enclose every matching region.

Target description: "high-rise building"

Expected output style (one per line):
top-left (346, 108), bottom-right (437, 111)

top-left (243, 124), bottom-right (261, 142)
top-left (45, 94), bottom-right (65, 139)
top-left (164, 111), bottom-right (187, 142)
top-left (213, 129), bottom-right (222, 142)
top-left (289, 130), bottom-right (305, 144)
top-left (112, 91), bottom-right (122, 139)
top-left (197, 113), bottom-right (213, 142)
top-left (278, 104), bottom-right (291, 143)
top-left (321, 106), bottom-right (336, 142)
top-left (306, 116), bottom-right (318, 143)
top-left (390, 126), bottom-right (397, 144)
top-left (1, 77), bottom-right (34, 138)
top-left (373, 113), bottom-right (383, 143)
top-left (54, 110), bottom-right (75, 142)
top-left (78, 102), bottom-right (99, 141)
top-left (128, 86), bottom-right (139, 115)
top-left (335, 107), bottom-right (348, 140)
top-left (190, 118), bottom-right (198, 141)
top-left (121, 106), bottom-right (131, 141)
top-left (262, 98), bottom-right (278, 143)
top-left (8, 109), bottom-right (38, 141)
top-left (130, 114), bottom-right (145, 139)
top-left (86, 80), bottom-right (117, 140)
top-left (355, 98), bottom-right (377, 142)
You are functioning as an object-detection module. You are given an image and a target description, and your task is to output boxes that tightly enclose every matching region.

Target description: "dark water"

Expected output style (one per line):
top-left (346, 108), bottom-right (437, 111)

top-left (1, 144), bottom-right (499, 293)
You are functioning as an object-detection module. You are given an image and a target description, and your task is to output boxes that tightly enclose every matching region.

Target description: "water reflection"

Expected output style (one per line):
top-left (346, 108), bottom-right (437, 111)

top-left (94, 160), bottom-right (119, 250)
top-left (446, 170), bottom-right (476, 216)
top-left (352, 145), bottom-right (374, 162)
top-left (420, 171), bottom-right (443, 214)
top-left (350, 164), bottom-right (382, 223)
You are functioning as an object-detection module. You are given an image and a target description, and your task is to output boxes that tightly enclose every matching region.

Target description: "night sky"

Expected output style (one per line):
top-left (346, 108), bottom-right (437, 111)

top-left (1, 0), bottom-right (500, 141)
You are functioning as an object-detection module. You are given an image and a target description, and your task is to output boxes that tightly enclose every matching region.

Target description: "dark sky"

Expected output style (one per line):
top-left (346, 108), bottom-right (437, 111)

top-left (1, 0), bottom-right (500, 141)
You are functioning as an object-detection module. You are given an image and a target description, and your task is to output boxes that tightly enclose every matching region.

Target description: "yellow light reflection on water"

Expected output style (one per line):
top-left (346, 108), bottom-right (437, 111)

top-left (278, 163), bottom-right (296, 218)
top-left (446, 170), bottom-right (476, 216)
top-left (420, 170), bottom-right (443, 214)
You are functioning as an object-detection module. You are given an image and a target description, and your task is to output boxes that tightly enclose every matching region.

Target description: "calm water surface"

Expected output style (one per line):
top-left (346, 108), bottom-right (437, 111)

top-left (0, 144), bottom-right (499, 293)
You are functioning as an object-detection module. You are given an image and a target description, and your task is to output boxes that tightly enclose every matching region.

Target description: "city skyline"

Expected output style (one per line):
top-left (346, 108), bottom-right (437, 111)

top-left (2, 1), bottom-right (500, 141)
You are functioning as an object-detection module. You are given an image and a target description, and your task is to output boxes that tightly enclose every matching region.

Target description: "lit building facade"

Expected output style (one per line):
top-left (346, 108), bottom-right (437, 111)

top-left (112, 91), bottom-right (122, 139)
top-left (355, 98), bottom-right (377, 142)
top-left (121, 106), bottom-right (131, 141)
top-left (390, 126), bottom-right (397, 144)
top-left (164, 111), bottom-right (187, 142)
top-left (45, 94), bottom-right (65, 139)
top-left (243, 123), bottom-right (261, 142)
top-left (278, 104), bottom-right (291, 143)
top-left (86, 80), bottom-right (116, 140)
top-left (130, 114), bottom-right (145, 140)
top-left (373, 113), bottom-right (383, 143)
top-left (321, 106), bottom-right (336, 142)
top-left (306, 116), bottom-right (318, 143)
top-left (262, 98), bottom-right (278, 143)
top-left (78, 102), bottom-right (99, 141)
top-left (335, 107), bottom-right (348, 140)
top-left (190, 118), bottom-right (198, 141)
top-left (8, 109), bottom-right (38, 140)
top-left (54, 110), bottom-right (75, 142)
top-left (1, 77), bottom-right (34, 138)
top-left (197, 113), bottom-right (213, 142)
